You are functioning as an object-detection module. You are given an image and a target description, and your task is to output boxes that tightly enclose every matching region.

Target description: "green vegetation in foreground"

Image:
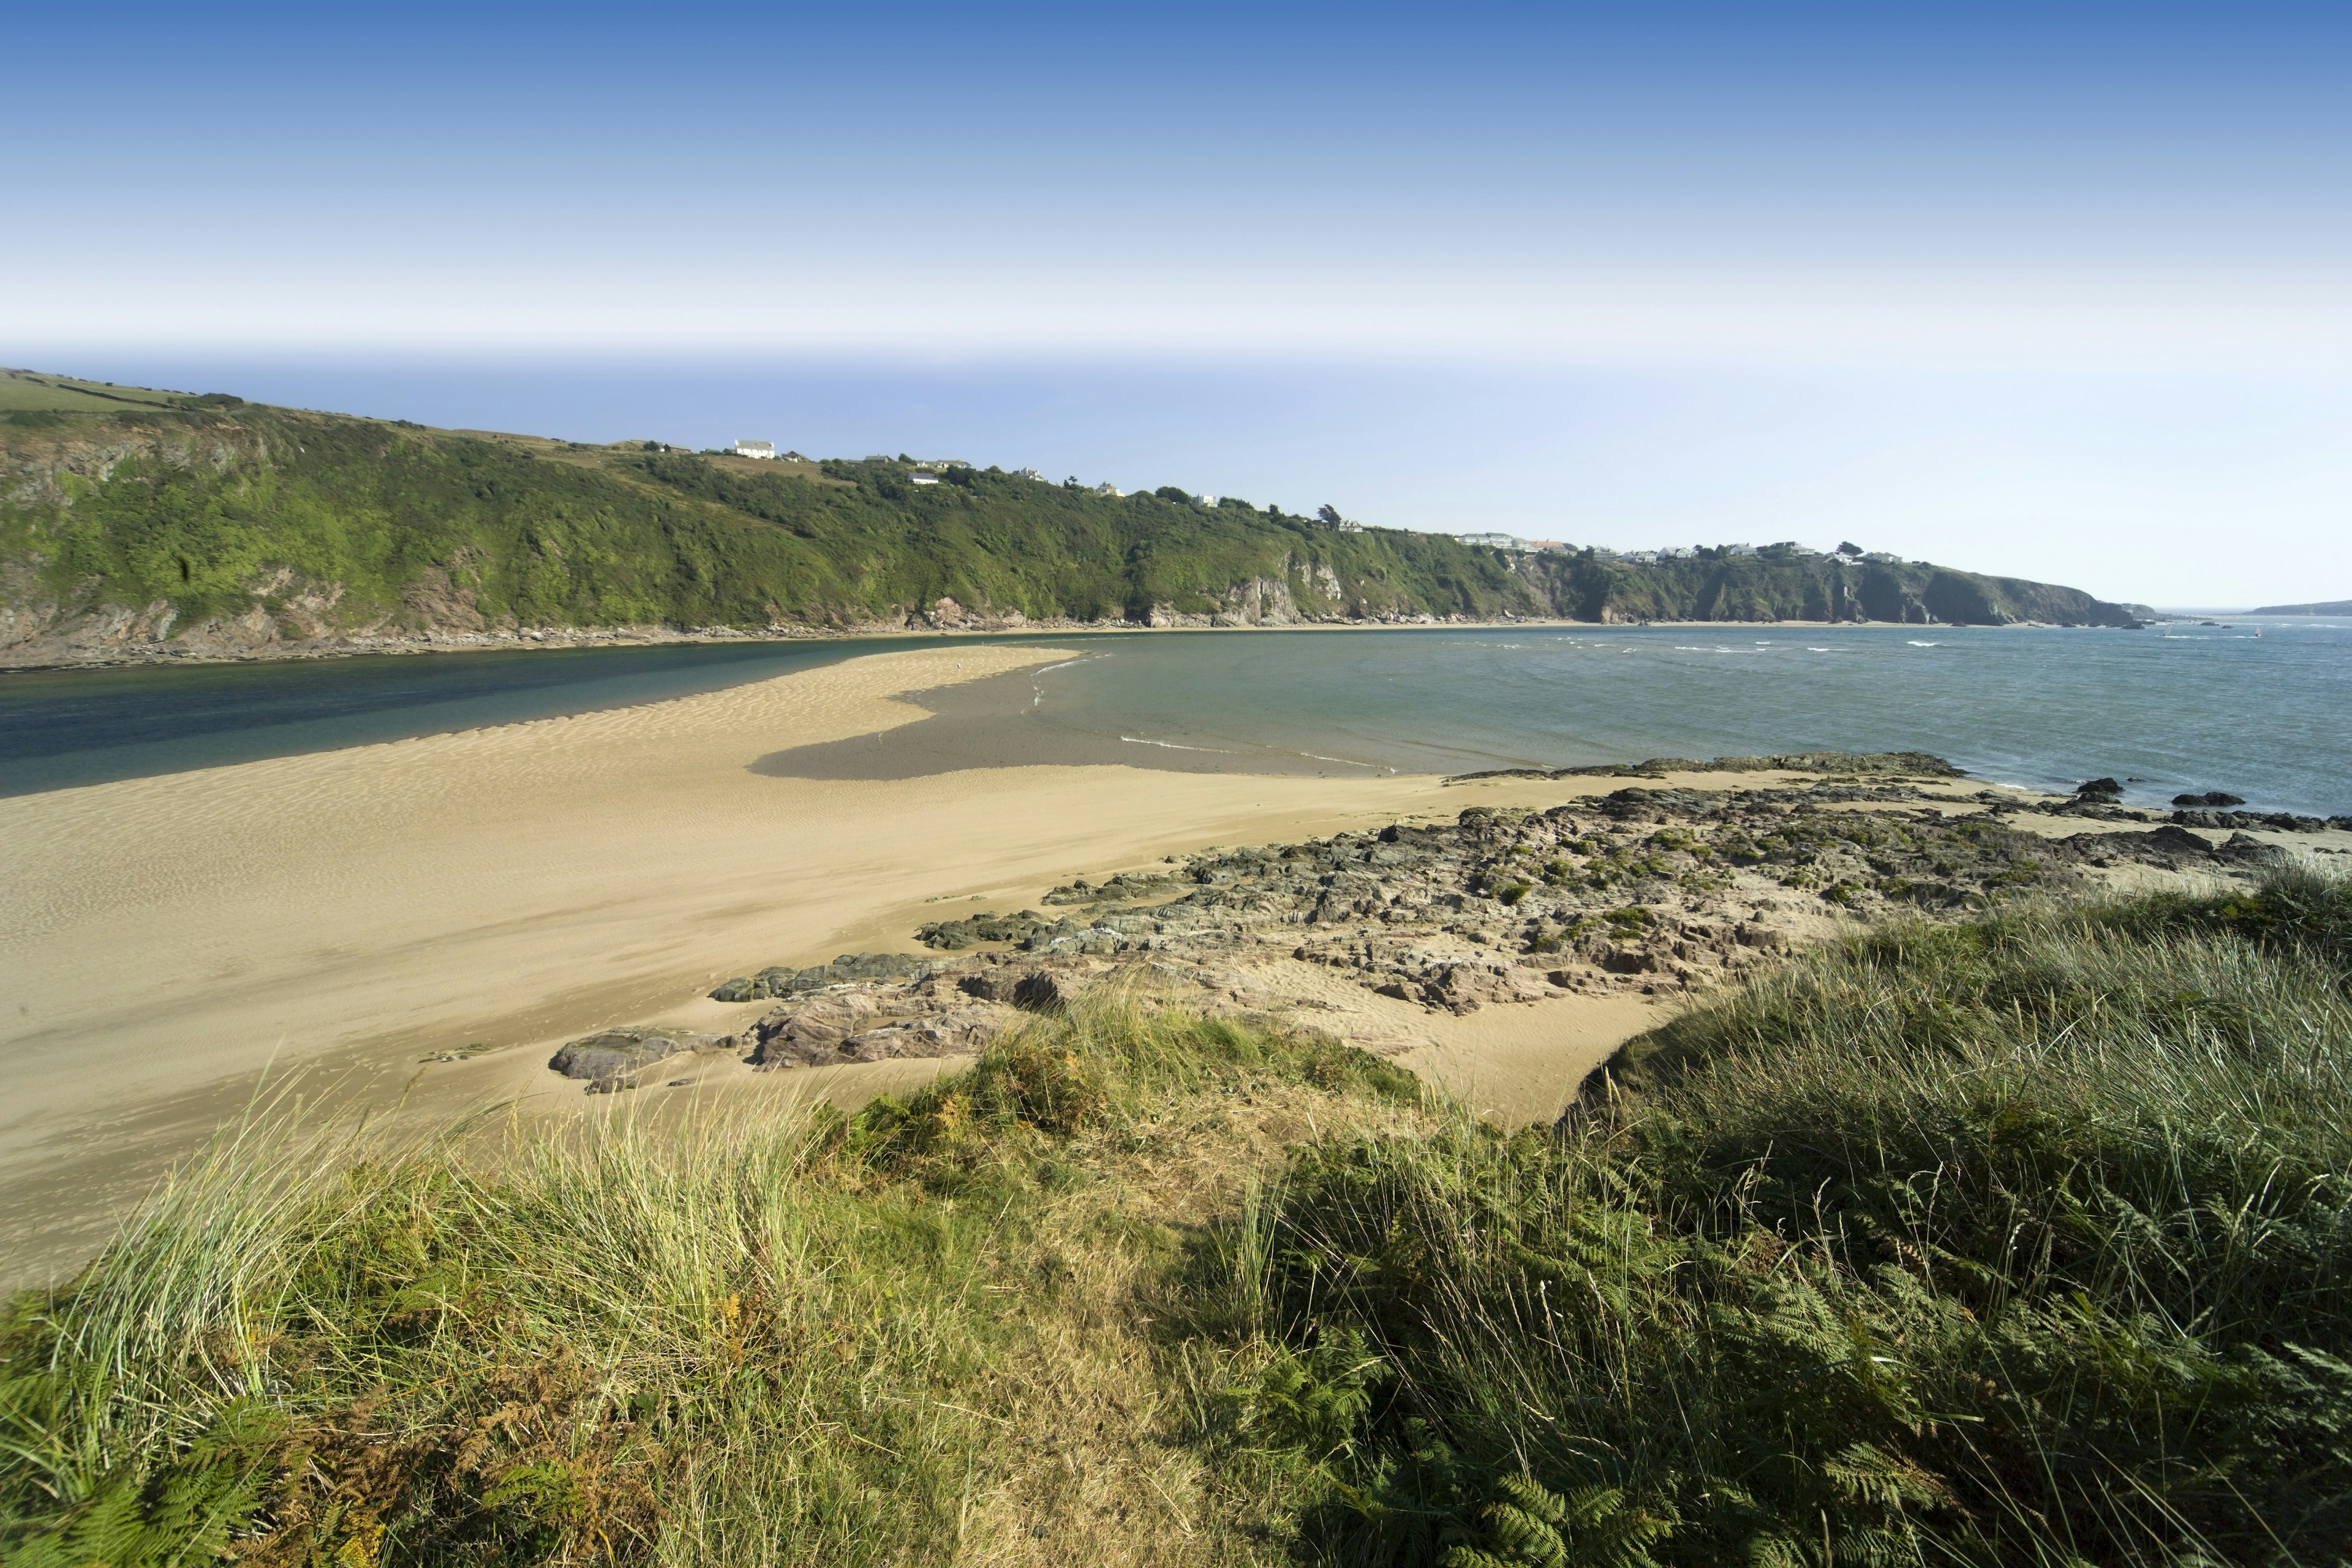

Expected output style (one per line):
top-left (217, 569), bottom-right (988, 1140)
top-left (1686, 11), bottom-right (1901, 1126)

top-left (0, 1003), bottom-right (1420, 1567)
top-left (7, 874), bottom-right (2347, 1564)
top-left (1227, 870), bottom-right (2352, 1565)
top-left (1, 370), bottom-right (2140, 641)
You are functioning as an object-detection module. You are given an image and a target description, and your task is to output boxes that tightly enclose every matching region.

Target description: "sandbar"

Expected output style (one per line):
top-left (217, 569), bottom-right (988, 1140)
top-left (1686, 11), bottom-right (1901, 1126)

top-left (0, 645), bottom-right (1674, 1287)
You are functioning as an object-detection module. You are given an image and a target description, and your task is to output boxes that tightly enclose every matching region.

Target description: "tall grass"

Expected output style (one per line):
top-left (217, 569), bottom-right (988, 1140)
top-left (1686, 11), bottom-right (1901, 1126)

top-left (12, 878), bottom-right (2349, 1565)
top-left (0, 999), bottom-right (1412, 1567)
top-left (1212, 871), bottom-right (2352, 1565)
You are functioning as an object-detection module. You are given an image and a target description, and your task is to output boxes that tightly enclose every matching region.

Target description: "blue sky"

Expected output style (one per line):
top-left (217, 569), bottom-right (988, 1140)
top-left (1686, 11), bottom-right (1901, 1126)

top-left (9, 2), bottom-right (2349, 605)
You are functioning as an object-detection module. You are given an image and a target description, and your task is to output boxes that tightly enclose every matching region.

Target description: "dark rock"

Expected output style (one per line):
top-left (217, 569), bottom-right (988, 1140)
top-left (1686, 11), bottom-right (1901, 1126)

top-left (709, 951), bottom-right (930, 1000)
top-left (1011, 971), bottom-right (1066, 1012)
top-left (2065, 824), bottom-right (2218, 869)
top-left (956, 970), bottom-right (1014, 1002)
top-left (916, 910), bottom-right (1055, 950)
top-left (2173, 809), bottom-right (2329, 834)
top-left (2059, 802), bottom-right (2133, 820)
top-left (2075, 778), bottom-right (2124, 801)
top-left (2172, 791), bottom-right (2245, 807)
top-left (2217, 832), bottom-right (2293, 868)
top-left (549, 1028), bottom-right (682, 1082)
top-left (2141, 824), bottom-right (2215, 856)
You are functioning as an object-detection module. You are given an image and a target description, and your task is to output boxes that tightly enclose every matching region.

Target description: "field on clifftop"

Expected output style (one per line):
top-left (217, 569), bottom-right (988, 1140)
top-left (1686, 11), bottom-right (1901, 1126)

top-left (5, 871), bottom-right (2348, 1566)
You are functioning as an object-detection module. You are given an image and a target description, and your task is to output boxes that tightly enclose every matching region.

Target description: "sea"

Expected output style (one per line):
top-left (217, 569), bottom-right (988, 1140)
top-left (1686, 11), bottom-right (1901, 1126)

top-left (2, 619), bottom-right (2346, 815)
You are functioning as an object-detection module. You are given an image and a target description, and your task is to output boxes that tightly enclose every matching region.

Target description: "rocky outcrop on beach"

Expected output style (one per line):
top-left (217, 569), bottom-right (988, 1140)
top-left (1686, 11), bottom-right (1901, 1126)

top-left (709, 951), bottom-right (933, 1003)
top-left (555, 753), bottom-right (2336, 1093)
top-left (548, 1027), bottom-right (741, 1092)
top-left (907, 778), bottom-right (2077, 1010)
top-left (2172, 807), bottom-right (2352, 834)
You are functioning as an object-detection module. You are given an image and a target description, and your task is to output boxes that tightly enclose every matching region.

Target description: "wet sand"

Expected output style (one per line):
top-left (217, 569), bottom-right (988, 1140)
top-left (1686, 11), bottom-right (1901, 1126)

top-left (751, 655), bottom-right (1384, 780)
top-left (1, 643), bottom-right (1683, 1289)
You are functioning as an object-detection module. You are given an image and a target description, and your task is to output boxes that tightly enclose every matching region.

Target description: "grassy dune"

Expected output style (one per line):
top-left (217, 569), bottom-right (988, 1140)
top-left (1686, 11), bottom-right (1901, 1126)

top-left (5, 875), bottom-right (2347, 1565)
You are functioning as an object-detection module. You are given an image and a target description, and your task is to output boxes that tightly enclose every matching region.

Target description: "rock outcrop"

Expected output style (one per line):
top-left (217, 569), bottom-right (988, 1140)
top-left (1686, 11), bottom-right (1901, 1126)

top-left (548, 1027), bottom-right (739, 1091)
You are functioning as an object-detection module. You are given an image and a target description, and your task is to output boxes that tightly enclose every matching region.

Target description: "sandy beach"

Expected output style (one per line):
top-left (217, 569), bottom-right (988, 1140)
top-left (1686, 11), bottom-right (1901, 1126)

top-left (0, 643), bottom-right (1684, 1287)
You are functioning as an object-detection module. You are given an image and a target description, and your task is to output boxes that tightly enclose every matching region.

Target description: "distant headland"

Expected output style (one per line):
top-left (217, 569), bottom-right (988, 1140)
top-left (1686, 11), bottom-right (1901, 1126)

top-left (2251, 598), bottom-right (2352, 616)
top-left (3, 366), bottom-right (2145, 668)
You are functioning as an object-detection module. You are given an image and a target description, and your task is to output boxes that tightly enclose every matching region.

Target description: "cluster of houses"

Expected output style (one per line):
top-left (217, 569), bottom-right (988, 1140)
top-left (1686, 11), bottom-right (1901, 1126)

top-left (1455, 533), bottom-right (1902, 567)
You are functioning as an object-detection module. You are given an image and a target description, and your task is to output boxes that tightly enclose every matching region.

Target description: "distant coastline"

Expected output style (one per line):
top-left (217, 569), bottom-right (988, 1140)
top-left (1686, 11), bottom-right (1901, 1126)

top-left (0, 610), bottom-right (2143, 675)
top-left (2250, 598), bottom-right (2352, 616)
top-left (6, 367), bottom-right (2146, 668)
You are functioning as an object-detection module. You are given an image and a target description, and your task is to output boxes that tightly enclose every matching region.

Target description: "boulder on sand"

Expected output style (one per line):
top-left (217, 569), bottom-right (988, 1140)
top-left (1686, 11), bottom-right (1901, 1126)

top-left (550, 1028), bottom-right (734, 1090)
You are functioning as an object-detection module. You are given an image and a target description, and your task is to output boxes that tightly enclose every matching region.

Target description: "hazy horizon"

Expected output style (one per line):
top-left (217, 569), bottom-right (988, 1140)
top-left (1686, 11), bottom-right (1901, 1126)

top-left (10, 1), bottom-right (2348, 606)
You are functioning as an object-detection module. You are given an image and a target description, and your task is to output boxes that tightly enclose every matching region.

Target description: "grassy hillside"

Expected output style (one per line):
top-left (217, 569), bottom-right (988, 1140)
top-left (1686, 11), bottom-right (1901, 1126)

top-left (4, 873), bottom-right (2344, 1564)
top-left (0, 369), bottom-right (189, 415)
top-left (0, 371), bottom-right (2140, 658)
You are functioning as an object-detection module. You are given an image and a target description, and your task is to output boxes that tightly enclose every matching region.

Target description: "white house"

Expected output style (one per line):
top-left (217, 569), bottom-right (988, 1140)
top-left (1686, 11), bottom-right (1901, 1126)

top-left (733, 439), bottom-right (777, 459)
top-left (1020, 467), bottom-right (1044, 480)
top-left (909, 470), bottom-right (941, 485)
top-left (1458, 532), bottom-right (1529, 549)
top-left (1096, 481), bottom-right (1123, 497)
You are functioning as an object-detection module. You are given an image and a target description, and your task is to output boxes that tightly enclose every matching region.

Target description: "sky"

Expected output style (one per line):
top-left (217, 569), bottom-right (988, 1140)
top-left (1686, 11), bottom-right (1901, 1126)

top-left (8, 1), bottom-right (2349, 607)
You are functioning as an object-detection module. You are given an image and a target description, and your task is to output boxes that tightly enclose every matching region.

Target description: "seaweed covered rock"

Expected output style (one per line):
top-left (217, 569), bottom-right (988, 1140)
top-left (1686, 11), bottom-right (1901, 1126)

top-left (711, 951), bottom-right (932, 1001)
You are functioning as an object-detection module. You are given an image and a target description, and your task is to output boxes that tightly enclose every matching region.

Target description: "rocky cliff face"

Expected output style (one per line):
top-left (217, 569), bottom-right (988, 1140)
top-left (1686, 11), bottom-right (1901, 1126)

top-left (1515, 551), bottom-right (2136, 628)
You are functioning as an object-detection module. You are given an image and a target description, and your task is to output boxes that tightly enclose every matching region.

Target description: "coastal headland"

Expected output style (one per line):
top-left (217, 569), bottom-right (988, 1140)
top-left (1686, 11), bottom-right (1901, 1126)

top-left (6, 641), bottom-right (2345, 1290)
top-left (2, 368), bottom-right (2145, 672)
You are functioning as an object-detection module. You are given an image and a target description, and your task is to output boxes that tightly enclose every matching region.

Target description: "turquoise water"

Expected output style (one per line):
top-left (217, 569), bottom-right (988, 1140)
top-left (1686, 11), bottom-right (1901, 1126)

top-left (1020, 622), bottom-right (2350, 813)
top-left (3, 621), bottom-right (2346, 815)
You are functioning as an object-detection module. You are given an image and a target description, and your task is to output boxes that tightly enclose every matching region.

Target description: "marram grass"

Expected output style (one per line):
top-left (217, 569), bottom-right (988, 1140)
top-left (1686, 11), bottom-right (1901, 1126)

top-left (0, 1000), bottom-right (1415, 1567)
top-left (6, 874), bottom-right (2350, 1566)
top-left (1212, 869), bottom-right (2352, 1566)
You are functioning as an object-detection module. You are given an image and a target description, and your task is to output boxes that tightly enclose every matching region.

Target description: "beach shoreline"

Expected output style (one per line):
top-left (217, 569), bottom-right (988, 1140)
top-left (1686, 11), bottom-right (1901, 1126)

top-left (0, 611), bottom-right (2134, 676)
top-left (6, 638), bottom-right (2334, 1292)
top-left (0, 643), bottom-right (1626, 1286)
